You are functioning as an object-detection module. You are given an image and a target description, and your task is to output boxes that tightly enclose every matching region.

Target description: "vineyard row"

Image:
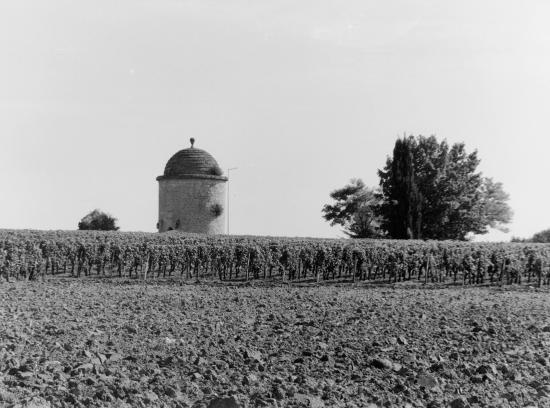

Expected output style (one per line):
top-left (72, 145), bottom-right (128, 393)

top-left (1, 230), bottom-right (550, 286)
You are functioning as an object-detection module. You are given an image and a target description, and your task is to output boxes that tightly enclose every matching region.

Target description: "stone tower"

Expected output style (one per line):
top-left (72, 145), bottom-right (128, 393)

top-left (157, 139), bottom-right (227, 234)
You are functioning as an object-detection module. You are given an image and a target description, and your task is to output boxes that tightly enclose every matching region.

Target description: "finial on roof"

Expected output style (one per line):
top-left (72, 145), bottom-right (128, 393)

top-left (190, 137), bottom-right (195, 148)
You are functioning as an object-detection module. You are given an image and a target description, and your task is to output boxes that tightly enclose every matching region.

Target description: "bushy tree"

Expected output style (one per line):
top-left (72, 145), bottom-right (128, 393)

top-left (322, 179), bottom-right (384, 238)
top-left (78, 209), bottom-right (120, 231)
top-left (378, 136), bottom-right (512, 240)
top-left (516, 228), bottom-right (550, 243)
top-left (531, 229), bottom-right (550, 243)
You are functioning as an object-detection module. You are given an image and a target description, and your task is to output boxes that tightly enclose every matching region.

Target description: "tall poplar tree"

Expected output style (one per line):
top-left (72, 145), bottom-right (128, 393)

top-left (378, 138), bottom-right (423, 239)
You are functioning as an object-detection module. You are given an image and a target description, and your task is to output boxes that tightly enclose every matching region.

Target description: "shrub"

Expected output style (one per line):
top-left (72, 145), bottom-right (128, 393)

top-left (210, 203), bottom-right (224, 217)
top-left (78, 209), bottom-right (119, 231)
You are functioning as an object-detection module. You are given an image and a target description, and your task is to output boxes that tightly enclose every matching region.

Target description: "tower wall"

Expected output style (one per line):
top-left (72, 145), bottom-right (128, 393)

top-left (158, 178), bottom-right (226, 234)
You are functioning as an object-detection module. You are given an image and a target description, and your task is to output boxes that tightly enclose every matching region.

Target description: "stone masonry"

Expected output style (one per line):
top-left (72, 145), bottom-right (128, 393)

top-left (158, 177), bottom-right (226, 234)
top-left (157, 139), bottom-right (227, 234)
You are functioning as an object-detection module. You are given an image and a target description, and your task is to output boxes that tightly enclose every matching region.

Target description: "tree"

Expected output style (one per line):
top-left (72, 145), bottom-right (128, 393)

top-left (78, 209), bottom-right (120, 231)
top-left (322, 179), bottom-right (384, 238)
top-left (377, 138), bottom-right (423, 239)
top-left (470, 177), bottom-right (512, 234)
top-left (531, 229), bottom-right (550, 243)
top-left (378, 135), bottom-right (512, 240)
top-left (514, 228), bottom-right (550, 243)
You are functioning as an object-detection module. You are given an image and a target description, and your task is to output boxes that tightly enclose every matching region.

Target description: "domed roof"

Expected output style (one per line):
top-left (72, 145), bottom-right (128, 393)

top-left (158, 138), bottom-right (227, 180)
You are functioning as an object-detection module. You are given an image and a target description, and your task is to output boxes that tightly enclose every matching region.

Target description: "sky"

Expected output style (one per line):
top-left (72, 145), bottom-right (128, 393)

top-left (1, 0), bottom-right (550, 241)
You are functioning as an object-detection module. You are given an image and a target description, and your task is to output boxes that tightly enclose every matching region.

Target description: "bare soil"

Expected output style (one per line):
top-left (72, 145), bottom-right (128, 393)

top-left (1, 279), bottom-right (549, 408)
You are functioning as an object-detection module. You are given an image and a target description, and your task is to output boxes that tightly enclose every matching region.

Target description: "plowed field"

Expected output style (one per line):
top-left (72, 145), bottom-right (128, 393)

top-left (1, 279), bottom-right (549, 408)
